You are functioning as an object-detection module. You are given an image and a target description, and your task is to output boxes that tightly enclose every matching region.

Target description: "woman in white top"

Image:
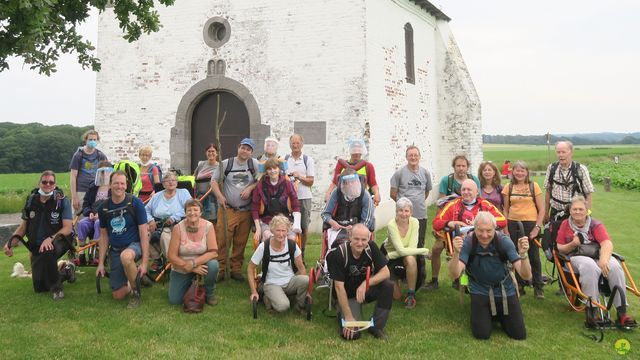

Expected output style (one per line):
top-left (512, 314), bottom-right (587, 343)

top-left (247, 215), bottom-right (308, 314)
top-left (167, 199), bottom-right (219, 306)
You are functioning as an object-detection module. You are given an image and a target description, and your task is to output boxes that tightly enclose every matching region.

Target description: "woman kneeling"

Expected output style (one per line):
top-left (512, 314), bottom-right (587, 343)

top-left (248, 215), bottom-right (308, 314)
top-left (167, 199), bottom-right (219, 306)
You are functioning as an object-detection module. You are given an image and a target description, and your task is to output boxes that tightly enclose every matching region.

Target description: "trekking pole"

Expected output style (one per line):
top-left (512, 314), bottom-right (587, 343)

top-left (213, 93), bottom-right (230, 279)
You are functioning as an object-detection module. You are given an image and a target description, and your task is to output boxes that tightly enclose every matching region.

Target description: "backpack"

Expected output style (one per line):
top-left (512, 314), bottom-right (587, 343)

top-left (337, 159), bottom-right (368, 188)
top-left (337, 241), bottom-right (373, 270)
top-left (100, 193), bottom-right (138, 226)
top-left (224, 157), bottom-right (256, 178)
top-left (113, 160), bottom-right (142, 196)
top-left (260, 179), bottom-right (292, 217)
top-left (507, 182), bottom-right (538, 213)
top-left (261, 239), bottom-right (298, 283)
top-left (446, 173), bottom-right (474, 196)
top-left (145, 163), bottom-right (163, 183)
top-left (284, 154), bottom-right (308, 170)
top-left (547, 161), bottom-right (585, 206)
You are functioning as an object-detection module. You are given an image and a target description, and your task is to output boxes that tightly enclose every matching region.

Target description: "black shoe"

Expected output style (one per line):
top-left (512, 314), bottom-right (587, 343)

top-left (368, 327), bottom-right (388, 341)
top-left (422, 280), bottom-right (439, 291)
top-left (79, 254), bottom-right (87, 266)
top-left (452, 279), bottom-right (460, 291)
top-left (230, 273), bottom-right (245, 282)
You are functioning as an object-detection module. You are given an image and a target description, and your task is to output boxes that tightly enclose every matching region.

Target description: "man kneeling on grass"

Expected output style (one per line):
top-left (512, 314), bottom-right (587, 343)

top-left (3, 170), bottom-right (75, 300)
top-left (327, 223), bottom-right (393, 341)
top-left (448, 211), bottom-right (531, 340)
top-left (96, 171), bottom-right (150, 309)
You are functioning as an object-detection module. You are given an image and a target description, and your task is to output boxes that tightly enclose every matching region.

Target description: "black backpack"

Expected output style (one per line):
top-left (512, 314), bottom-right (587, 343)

top-left (446, 173), bottom-right (474, 196)
top-left (507, 182), bottom-right (538, 213)
top-left (547, 161), bottom-right (586, 206)
top-left (261, 239), bottom-right (298, 283)
top-left (224, 157), bottom-right (256, 177)
top-left (100, 194), bottom-right (138, 225)
top-left (261, 180), bottom-right (290, 217)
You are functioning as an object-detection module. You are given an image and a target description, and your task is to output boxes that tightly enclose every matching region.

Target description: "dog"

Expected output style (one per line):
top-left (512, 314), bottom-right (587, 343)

top-left (10, 262), bottom-right (31, 278)
top-left (57, 260), bottom-right (77, 284)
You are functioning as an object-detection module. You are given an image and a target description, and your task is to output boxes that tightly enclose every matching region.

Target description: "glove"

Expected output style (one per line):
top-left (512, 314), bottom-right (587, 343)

top-left (292, 212), bottom-right (302, 233)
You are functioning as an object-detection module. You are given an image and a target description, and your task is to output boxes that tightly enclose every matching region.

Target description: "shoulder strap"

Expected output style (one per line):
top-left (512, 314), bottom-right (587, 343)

top-left (339, 242), bottom-right (349, 270)
top-left (549, 162), bottom-right (559, 185)
top-left (223, 157), bottom-right (235, 177)
top-left (247, 158), bottom-right (255, 175)
top-left (447, 174), bottom-right (455, 195)
top-left (303, 154), bottom-right (308, 169)
top-left (572, 161), bottom-right (585, 195)
top-left (287, 239), bottom-right (298, 273)
top-left (507, 182), bottom-right (513, 200)
top-left (529, 182), bottom-right (539, 213)
top-left (261, 239), bottom-right (271, 283)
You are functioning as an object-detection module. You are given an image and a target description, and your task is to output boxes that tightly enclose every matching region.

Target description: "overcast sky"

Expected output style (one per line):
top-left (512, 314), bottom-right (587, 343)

top-left (0, 1), bottom-right (638, 135)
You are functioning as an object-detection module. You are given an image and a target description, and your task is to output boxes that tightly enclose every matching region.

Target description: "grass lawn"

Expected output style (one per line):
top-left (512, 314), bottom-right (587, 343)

top-left (1, 181), bottom-right (639, 359)
top-left (483, 144), bottom-right (640, 171)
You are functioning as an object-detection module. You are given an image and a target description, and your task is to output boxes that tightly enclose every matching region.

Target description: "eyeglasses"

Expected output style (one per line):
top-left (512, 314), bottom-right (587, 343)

top-left (41, 180), bottom-right (55, 185)
top-left (207, 150), bottom-right (217, 153)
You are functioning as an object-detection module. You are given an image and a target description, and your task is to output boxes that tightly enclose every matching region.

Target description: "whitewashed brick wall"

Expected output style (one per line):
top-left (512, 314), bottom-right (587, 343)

top-left (95, 0), bottom-right (481, 232)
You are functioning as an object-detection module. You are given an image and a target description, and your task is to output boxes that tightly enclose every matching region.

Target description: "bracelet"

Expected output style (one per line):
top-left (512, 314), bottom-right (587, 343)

top-left (534, 225), bottom-right (541, 230)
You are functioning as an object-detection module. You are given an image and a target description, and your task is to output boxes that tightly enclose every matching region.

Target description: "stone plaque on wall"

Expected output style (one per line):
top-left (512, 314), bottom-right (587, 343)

top-left (294, 121), bottom-right (326, 144)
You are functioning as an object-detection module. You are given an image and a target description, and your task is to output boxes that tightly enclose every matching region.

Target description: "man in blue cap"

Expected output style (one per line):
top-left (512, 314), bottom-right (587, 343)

top-left (211, 138), bottom-right (260, 281)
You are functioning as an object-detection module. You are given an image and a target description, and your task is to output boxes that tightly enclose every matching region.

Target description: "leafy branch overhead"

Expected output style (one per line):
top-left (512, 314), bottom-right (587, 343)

top-left (0, 0), bottom-right (175, 76)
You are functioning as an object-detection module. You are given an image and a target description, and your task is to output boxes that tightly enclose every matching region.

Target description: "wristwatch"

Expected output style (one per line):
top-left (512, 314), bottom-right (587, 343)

top-left (534, 225), bottom-right (541, 230)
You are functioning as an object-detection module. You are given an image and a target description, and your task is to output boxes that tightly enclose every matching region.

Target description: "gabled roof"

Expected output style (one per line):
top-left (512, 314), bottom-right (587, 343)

top-left (409, 0), bottom-right (451, 21)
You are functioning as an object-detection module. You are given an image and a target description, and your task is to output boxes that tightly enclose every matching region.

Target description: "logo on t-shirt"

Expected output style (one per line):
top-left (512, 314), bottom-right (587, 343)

top-left (110, 215), bottom-right (126, 235)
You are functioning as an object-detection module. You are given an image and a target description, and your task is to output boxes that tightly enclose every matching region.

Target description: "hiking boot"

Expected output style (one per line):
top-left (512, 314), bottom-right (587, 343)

top-left (534, 286), bottom-right (545, 299)
top-left (230, 272), bottom-right (245, 282)
top-left (52, 290), bottom-right (64, 301)
top-left (422, 280), bottom-right (439, 291)
top-left (127, 291), bottom-right (141, 309)
top-left (404, 294), bottom-right (416, 309)
top-left (206, 295), bottom-right (218, 306)
top-left (368, 328), bottom-right (388, 341)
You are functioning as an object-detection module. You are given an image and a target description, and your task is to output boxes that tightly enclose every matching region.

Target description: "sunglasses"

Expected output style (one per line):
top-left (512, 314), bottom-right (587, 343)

top-left (41, 180), bottom-right (55, 185)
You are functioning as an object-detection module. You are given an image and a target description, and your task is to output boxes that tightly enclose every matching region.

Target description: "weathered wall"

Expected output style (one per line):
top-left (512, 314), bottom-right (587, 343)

top-left (95, 0), bottom-right (481, 232)
top-left (434, 20), bottom-right (483, 179)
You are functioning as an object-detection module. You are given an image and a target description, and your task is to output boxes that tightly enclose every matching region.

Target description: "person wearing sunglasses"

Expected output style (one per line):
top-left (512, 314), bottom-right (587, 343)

top-left (4, 171), bottom-right (74, 300)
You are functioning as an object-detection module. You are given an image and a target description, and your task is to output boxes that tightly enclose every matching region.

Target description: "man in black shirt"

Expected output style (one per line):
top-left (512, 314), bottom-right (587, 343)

top-left (327, 223), bottom-right (393, 340)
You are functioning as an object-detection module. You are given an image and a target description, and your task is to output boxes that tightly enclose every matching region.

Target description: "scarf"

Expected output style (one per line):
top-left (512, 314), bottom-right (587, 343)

top-left (569, 216), bottom-right (592, 244)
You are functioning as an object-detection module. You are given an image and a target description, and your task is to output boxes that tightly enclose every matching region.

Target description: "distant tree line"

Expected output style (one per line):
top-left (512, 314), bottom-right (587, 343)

top-left (0, 122), bottom-right (93, 173)
top-left (483, 134), bottom-right (640, 145)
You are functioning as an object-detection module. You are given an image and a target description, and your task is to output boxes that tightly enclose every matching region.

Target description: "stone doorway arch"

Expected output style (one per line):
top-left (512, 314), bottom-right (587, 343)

top-left (170, 73), bottom-right (269, 173)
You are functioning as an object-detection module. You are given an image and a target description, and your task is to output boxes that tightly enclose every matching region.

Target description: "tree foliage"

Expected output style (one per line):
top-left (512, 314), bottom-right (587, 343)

top-left (0, 122), bottom-right (93, 173)
top-left (0, 0), bottom-right (175, 75)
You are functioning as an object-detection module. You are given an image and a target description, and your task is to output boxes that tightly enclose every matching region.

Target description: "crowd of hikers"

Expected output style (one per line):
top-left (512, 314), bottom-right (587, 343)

top-left (3, 129), bottom-right (637, 341)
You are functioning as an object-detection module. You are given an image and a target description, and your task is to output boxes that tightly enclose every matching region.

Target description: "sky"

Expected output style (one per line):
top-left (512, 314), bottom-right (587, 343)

top-left (0, 1), bottom-right (638, 135)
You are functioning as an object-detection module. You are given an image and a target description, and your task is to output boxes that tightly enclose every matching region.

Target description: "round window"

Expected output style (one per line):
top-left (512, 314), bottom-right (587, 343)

top-left (203, 17), bottom-right (230, 48)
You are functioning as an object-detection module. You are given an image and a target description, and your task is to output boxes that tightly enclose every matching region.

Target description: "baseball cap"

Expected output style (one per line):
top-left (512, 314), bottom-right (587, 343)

top-left (240, 138), bottom-right (256, 150)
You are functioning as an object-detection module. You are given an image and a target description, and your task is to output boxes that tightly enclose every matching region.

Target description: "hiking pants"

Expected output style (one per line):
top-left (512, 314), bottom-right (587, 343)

top-left (31, 235), bottom-right (72, 293)
top-left (263, 275), bottom-right (309, 312)
top-left (470, 294), bottom-right (526, 340)
top-left (216, 207), bottom-right (251, 274)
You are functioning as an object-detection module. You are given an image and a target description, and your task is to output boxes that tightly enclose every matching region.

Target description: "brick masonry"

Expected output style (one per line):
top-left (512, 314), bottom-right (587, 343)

top-left (95, 0), bottom-right (481, 232)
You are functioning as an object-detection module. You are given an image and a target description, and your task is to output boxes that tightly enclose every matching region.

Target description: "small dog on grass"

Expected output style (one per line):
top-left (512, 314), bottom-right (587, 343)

top-left (10, 262), bottom-right (31, 278)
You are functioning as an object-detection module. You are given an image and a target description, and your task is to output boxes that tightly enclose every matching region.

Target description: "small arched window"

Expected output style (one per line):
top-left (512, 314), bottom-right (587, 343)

top-left (404, 23), bottom-right (415, 84)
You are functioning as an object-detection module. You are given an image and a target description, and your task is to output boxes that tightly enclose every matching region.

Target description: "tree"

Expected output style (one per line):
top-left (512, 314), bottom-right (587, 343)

top-left (0, 0), bottom-right (175, 76)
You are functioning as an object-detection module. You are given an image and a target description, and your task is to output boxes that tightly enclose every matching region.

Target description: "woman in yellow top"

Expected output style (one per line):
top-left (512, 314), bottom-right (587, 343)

top-left (501, 160), bottom-right (545, 299)
top-left (384, 197), bottom-right (429, 309)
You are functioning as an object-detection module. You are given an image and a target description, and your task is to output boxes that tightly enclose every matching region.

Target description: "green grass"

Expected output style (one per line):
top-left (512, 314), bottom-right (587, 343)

top-left (483, 144), bottom-right (640, 171)
top-left (1, 181), bottom-right (639, 359)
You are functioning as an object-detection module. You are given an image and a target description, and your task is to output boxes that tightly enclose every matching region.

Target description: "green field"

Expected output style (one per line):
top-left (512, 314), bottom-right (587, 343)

top-left (483, 144), bottom-right (640, 171)
top-left (1, 180), bottom-right (639, 359)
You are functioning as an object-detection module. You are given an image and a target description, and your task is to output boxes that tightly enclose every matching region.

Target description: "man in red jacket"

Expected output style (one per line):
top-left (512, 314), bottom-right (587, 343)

top-left (428, 179), bottom-right (506, 290)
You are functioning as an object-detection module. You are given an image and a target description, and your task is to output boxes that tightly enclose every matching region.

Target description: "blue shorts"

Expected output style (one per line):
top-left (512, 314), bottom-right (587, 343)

top-left (109, 242), bottom-right (142, 291)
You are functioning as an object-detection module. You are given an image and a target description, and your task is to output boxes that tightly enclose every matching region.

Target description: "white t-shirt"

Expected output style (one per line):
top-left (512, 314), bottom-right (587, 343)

top-left (285, 153), bottom-right (315, 200)
top-left (250, 240), bottom-right (301, 286)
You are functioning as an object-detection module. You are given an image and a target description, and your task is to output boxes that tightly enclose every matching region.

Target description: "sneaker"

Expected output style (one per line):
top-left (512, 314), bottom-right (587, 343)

top-left (368, 327), bottom-right (388, 341)
top-left (230, 272), bottom-right (245, 282)
top-left (52, 290), bottom-right (64, 300)
top-left (127, 291), bottom-right (141, 309)
top-left (206, 295), bottom-right (218, 306)
top-left (534, 286), bottom-right (544, 299)
top-left (617, 314), bottom-right (638, 328)
top-left (404, 295), bottom-right (416, 309)
top-left (422, 280), bottom-right (439, 291)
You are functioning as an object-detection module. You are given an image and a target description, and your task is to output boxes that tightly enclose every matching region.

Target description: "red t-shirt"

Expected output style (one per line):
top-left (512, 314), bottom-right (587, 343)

top-left (556, 219), bottom-right (610, 245)
top-left (501, 163), bottom-right (511, 176)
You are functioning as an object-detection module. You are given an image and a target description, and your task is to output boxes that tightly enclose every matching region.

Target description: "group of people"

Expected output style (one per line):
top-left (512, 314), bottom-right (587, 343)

top-left (3, 131), bottom-right (636, 340)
